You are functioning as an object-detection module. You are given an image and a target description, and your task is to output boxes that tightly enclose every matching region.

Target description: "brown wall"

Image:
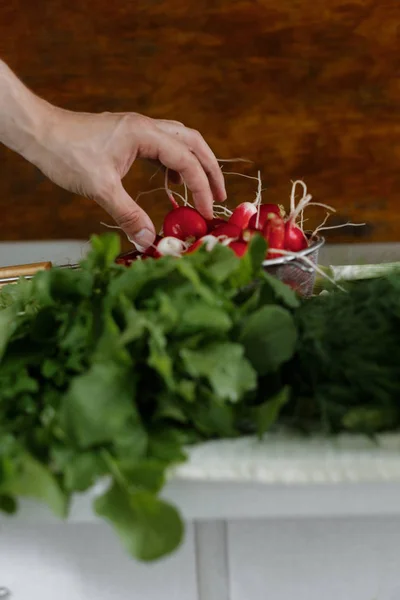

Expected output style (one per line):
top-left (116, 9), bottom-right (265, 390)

top-left (1, 0), bottom-right (399, 247)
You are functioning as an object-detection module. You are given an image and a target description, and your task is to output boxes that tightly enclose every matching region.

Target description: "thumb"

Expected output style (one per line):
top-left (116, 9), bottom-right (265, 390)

top-left (107, 182), bottom-right (156, 251)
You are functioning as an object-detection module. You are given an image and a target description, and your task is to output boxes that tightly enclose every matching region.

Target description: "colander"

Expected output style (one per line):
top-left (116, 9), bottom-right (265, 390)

top-left (262, 236), bottom-right (325, 298)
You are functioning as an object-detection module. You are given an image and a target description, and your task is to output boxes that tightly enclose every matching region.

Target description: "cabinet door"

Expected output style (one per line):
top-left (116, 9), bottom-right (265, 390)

top-left (227, 517), bottom-right (400, 600)
top-left (0, 522), bottom-right (197, 600)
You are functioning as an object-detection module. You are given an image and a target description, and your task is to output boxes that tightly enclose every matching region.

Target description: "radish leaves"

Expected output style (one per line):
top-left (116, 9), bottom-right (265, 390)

top-left (0, 233), bottom-right (297, 562)
top-left (240, 306), bottom-right (298, 375)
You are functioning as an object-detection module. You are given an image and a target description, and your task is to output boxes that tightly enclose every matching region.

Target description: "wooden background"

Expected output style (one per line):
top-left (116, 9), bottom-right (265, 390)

top-left (1, 0), bottom-right (399, 247)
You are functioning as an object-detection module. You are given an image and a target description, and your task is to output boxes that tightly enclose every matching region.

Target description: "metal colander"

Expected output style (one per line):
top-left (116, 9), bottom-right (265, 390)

top-left (262, 236), bottom-right (325, 298)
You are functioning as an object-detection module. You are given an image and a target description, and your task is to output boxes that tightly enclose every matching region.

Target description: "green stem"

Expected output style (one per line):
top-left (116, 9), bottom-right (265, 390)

top-left (100, 450), bottom-right (130, 490)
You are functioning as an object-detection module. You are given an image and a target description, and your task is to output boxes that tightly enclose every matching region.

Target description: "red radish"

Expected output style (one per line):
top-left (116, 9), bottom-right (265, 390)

top-left (185, 239), bottom-right (204, 254)
top-left (116, 250), bottom-right (141, 266)
top-left (144, 247), bottom-right (161, 259)
top-left (241, 228), bottom-right (259, 243)
top-left (186, 235), bottom-right (219, 254)
top-left (284, 222), bottom-right (308, 252)
top-left (228, 241), bottom-right (248, 257)
top-left (285, 280), bottom-right (303, 294)
top-left (163, 206), bottom-right (207, 242)
top-left (142, 235), bottom-right (163, 258)
top-left (206, 217), bottom-right (226, 232)
top-left (248, 204), bottom-right (282, 230)
top-left (263, 213), bottom-right (285, 259)
top-left (228, 202), bottom-right (257, 229)
top-left (211, 223), bottom-right (241, 239)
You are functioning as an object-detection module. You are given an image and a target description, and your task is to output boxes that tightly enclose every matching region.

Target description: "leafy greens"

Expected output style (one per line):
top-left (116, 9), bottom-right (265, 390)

top-left (0, 233), bottom-right (298, 561)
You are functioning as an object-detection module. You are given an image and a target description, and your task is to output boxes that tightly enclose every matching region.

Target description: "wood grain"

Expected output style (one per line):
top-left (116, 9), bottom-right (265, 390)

top-left (0, 0), bottom-right (399, 247)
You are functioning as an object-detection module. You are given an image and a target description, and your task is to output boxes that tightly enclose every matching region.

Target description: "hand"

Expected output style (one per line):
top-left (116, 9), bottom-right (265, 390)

top-left (29, 108), bottom-right (227, 249)
top-left (0, 60), bottom-right (226, 248)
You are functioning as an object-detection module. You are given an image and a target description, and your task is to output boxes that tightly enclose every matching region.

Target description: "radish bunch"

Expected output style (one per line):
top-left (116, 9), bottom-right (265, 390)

top-left (115, 177), bottom-right (341, 266)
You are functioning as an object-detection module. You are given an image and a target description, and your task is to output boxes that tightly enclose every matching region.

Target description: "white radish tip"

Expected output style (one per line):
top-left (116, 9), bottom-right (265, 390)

top-left (157, 236), bottom-right (187, 257)
top-left (220, 237), bottom-right (238, 246)
top-left (195, 235), bottom-right (220, 252)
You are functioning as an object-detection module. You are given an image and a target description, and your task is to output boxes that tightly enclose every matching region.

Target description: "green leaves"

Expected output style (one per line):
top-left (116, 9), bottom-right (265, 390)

top-left (60, 362), bottom-right (138, 448)
top-left (57, 450), bottom-right (107, 492)
top-left (261, 271), bottom-right (300, 309)
top-left (0, 232), bottom-right (307, 563)
top-left (290, 274), bottom-right (400, 433)
top-left (84, 233), bottom-right (121, 271)
top-left (240, 306), bottom-right (297, 375)
top-left (0, 306), bottom-right (17, 361)
top-left (3, 232), bottom-right (400, 562)
top-left (95, 485), bottom-right (183, 562)
top-left (175, 303), bottom-right (232, 336)
top-left (342, 406), bottom-right (399, 433)
top-left (0, 453), bottom-right (67, 518)
top-left (181, 342), bottom-right (257, 402)
top-left (254, 387), bottom-right (290, 438)
top-left (228, 235), bottom-right (268, 289)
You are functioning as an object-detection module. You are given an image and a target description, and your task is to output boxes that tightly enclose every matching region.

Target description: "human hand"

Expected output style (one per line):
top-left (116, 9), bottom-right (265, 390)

top-left (0, 60), bottom-right (226, 248)
top-left (28, 108), bottom-right (227, 249)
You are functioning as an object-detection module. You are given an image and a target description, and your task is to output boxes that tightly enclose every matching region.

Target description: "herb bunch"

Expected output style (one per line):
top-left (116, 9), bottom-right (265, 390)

top-left (0, 233), bottom-right (298, 561)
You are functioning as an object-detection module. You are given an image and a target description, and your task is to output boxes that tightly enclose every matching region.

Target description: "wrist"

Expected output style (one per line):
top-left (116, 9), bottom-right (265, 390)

top-left (0, 60), bottom-right (54, 162)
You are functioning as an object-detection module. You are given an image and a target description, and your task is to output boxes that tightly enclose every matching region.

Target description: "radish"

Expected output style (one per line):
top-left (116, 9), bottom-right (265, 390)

top-left (241, 228), bottom-right (259, 243)
top-left (142, 235), bottom-right (163, 258)
top-left (185, 239), bottom-right (204, 255)
top-left (206, 217), bottom-right (226, 232)
top-left (163, 206), bottom-right (207, 242)
top-left (248, 204), bottom-right (283, 230)
top-left (186, 235), bottom-right (219, 255)
top-left (285, 280), bottom-right (303, 294)
top-left (156, 237), bottom-right (187, 257)
top-left (263, 213), bottom-right (285, 259)
top-left (116, 250), bottom-right (141, 266)
top-left (284, 222), bottom-right (309, 252)
top-left (211, 223), bottom-right (241, 239)
top-left (228, 241), bottom-right (248, 257)
top-left (228, 202), bottom-right (257, 230)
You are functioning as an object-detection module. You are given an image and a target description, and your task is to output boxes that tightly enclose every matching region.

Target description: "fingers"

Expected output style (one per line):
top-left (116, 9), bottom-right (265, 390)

top-left (147, 159), bottom-right (182, 185)
top-left (139, 128), bottom-right (216, 219)
top-left (99, 176), bottom-right (156, 250)
top-left (155, 120), bottom-right (227, 204)
top-left (155, 132), bottom-right (215, 219)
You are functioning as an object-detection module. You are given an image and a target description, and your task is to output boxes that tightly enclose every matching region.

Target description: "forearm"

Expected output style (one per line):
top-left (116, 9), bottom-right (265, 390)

top-left (0, 60), bottom-right (51, 161)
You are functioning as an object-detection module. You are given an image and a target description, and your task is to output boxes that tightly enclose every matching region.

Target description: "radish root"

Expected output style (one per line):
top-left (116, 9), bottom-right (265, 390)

top-left (254, 170), bottom-right (264, 228)
top-left (149, 166), bottom-right (162, 182)
top-left (164, 169), bottom-right (179, 209)
top-left (100, 222), bottom-right (122, 230)
top-left (213, 204), bottom-right (233, 217)
top-left (312, 221), bottom-right (366, 238)
top-left (216, 158), bottom-right (253, 164)
top-left (135, 186), bottom-right (189, 207)
top-left (288, 180), bottom-right (365, 239)
top-left (290, 180), bottom-right (308, 215)
top-left (223, 171), bottom-right (261, 182)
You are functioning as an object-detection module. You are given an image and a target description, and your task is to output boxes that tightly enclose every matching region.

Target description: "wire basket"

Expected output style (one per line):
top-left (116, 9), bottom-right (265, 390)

top-left (262, 236), bottom-right (325, 298)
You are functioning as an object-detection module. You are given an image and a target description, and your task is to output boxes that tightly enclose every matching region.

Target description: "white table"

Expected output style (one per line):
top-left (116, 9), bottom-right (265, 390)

top-left (2, 434), bottom-right (400, 600)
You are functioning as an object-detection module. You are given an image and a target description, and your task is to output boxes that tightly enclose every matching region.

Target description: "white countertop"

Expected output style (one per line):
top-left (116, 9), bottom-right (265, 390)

top-left (2, 239), bottom-right (400, 268)
top-left (4, 434), bottom-right (400, 524)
